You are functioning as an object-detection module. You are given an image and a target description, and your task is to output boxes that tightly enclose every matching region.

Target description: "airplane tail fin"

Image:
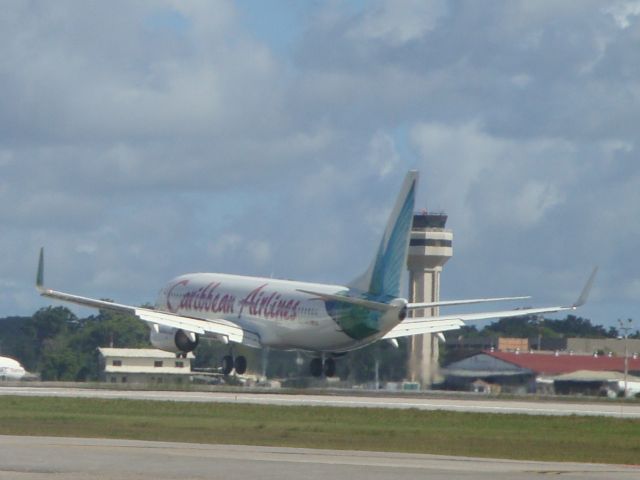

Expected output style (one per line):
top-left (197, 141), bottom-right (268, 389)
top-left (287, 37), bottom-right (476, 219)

top-left (348, 170), bottom-right (418, 298)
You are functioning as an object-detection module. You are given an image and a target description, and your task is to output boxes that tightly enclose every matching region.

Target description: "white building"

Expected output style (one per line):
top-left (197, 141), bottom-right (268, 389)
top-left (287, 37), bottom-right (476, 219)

top-left (98, 348), bottom-right (195, 384)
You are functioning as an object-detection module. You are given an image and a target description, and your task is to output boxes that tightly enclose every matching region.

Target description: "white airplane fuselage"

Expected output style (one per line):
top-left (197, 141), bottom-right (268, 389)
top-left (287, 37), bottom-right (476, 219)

top-left (155, 273), bottom-right (402, 352)
top-left (0, 357), bottom-right (27, 380)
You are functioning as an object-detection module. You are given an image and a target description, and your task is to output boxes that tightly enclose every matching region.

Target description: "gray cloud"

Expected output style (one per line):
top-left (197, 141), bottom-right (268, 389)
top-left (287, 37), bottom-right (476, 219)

top-left (1, 1), bottom-right (638, 328)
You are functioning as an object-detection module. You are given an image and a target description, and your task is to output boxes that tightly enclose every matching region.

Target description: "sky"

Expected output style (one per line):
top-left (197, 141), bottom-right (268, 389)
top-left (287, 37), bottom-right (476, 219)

top-left (1, 0), bottom-right (639, 330)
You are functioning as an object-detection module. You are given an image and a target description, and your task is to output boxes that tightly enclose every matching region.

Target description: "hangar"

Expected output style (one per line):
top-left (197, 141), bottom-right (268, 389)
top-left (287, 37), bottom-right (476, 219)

top-left (442, 350), bottom-right (640, 395)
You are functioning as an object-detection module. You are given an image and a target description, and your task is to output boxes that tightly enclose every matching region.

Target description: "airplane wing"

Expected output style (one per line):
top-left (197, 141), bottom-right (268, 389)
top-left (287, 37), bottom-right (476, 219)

top-left (35, 249), bottom-right (261, 348)
top-left (383, 267), bottom-right (598, 340)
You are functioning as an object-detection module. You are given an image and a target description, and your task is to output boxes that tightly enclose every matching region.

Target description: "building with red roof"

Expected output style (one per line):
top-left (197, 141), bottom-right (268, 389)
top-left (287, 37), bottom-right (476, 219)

top-left (486, 350), bottom-right (640, 376)
top-left (442, 349), bottom-right (640, 395)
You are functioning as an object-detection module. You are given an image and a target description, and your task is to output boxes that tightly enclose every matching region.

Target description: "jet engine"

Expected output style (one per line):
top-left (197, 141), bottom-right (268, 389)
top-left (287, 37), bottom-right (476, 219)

top-left (150, 328), bottom-right (199, 354)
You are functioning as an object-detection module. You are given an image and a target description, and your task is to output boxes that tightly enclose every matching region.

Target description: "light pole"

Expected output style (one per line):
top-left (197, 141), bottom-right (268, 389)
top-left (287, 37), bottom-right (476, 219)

top-left (537, 314), bottom-right (544, 351)
top-left (618, 319), bottom-right (634, 398)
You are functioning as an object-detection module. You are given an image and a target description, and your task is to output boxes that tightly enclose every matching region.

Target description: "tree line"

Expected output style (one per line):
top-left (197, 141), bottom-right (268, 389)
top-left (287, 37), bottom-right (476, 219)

top-left (0, 307), bottom-right (636, 382)
top-left (0, 306), bottom-right (149, 381)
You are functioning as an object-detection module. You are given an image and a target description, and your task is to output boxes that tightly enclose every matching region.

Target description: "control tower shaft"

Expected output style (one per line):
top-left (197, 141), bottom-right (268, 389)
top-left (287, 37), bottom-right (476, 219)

top-left (406, 212), bottom-right (453, 387)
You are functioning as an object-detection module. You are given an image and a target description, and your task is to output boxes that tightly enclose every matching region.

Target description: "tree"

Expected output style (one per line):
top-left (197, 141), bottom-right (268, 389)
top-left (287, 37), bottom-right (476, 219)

top-left (64, 310), bottom-right (151, 380)
top-left (28, 306), bottom-right (76, 345)
top-left (0, 306), bottom-right (151, 381)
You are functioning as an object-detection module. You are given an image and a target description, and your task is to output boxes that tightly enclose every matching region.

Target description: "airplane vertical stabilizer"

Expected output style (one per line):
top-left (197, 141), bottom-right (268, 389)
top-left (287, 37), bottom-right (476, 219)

top-left (348, 171), bottom-right (417, 298)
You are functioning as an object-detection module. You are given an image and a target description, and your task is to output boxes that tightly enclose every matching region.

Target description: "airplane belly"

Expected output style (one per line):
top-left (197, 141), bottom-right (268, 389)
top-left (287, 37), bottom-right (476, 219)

top-left (252, 316), bottom-right (358, 352)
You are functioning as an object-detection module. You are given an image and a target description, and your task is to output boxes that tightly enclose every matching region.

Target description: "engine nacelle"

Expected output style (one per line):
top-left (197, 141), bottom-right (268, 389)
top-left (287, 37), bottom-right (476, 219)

top-left (150, 327), bottom-right (199, 353)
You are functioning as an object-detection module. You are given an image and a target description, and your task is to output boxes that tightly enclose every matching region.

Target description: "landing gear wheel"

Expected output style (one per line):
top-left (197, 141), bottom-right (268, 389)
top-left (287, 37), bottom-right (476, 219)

top-left (221, 355), bottom-right (234, 375)
top-left (310, 358), bottom-right (323, 377)
top-left (234, 356), bottom-right (247, 375)
top-left (323, 358), bottom-right (336, 378)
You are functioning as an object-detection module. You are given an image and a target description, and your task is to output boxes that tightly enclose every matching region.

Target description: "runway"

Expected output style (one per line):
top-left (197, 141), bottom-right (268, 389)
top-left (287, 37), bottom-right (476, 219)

top-left (0, 435), bottom-right (637, 480)
top-left (2, 385), bottom-right (640, 417)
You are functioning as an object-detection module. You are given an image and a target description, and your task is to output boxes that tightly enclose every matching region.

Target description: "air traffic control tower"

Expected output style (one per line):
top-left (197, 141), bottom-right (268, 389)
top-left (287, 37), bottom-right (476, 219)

top-left (406, 211), bottom-right (453, 388)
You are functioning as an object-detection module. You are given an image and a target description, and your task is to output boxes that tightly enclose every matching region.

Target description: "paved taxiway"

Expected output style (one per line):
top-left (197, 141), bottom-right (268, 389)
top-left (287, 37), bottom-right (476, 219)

top-left (0, 436), bottom-right (637, 480)
top-left (2, 386), bottom-right (640, 417)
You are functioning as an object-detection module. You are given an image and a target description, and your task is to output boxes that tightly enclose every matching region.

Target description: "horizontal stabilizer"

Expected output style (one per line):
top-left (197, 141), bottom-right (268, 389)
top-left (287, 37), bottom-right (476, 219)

top-left (296, 289), bottom-right (393, 312)
top-left (407, 295), bottom-right (530, 310)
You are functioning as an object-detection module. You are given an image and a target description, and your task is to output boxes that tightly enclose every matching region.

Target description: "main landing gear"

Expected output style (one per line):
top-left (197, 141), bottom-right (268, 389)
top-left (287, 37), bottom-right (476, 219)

top-left (309, 357), bottom-right (336, 378)
top-left (221, 354), bottom-right (247, 375)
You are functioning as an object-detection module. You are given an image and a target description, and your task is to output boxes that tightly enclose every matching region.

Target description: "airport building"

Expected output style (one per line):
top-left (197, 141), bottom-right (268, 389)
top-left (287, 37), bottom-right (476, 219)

top-left (442, 350), bottom-right (640, 396)
top-left (566, 338), bottom-right (640, 357)
top-left (98, 348), bottom-right (194, 384)
top-left (406, 211), bottom-right (453, 388)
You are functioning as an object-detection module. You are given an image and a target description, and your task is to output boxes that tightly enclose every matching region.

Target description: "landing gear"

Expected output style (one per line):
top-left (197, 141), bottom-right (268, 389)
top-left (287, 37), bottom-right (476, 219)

top-left (323, 358), bottom-right (336, 378)
top-left (310, 358), bottom-right (323, 377)
top-left (234, 356), bottom-right (247, 375)
top-left (221, 354), bottom-right (247, 375)
top-left (309, 357), bottom-right (336, 378)
top-left (221, 355), bottom-right (234, 375)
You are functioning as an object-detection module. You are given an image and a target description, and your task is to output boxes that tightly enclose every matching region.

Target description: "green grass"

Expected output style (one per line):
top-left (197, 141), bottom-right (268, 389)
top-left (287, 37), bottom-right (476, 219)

top-left (1, 396), bottom-right (639, 464)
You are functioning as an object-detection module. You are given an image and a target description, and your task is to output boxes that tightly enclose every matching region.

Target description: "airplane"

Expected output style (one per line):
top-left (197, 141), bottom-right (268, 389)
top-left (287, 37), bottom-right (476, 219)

top-left (36, 171), bottom-right (597, 377)
top-left (0, 356), bottom-right (28, 380)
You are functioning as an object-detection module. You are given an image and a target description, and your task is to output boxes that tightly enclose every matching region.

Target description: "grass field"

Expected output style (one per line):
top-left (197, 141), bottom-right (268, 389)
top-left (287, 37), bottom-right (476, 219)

top-left (1, 396), bottom-right (639, 464)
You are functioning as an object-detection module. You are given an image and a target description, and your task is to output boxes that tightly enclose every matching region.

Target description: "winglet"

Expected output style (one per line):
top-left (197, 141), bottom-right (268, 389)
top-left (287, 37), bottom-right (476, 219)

top-left (573, 266), bottom-right (598, 308)
top-left (36, 247), bottom-right (45, 291)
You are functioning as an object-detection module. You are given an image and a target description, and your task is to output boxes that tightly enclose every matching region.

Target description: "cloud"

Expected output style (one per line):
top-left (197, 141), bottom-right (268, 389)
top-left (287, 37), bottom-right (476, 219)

top-left (605, 1), bottom-right (640, 29)
top-left (511, 182), bottom-right (563, 227)
top-left (347, 0), bottom-right (448, 46)
top-left (207, 233), bottom-right (272, 268)
top-left (409, 119), bottom-right (640, 321)
top-left (409, 122), bottom-right (575, 235)
top-left (1, 0), bottom-right (639, 329)
top-left (0, 0), bottom-right (317, 192)
top-left (366, 131), bottom-right (401, 177)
